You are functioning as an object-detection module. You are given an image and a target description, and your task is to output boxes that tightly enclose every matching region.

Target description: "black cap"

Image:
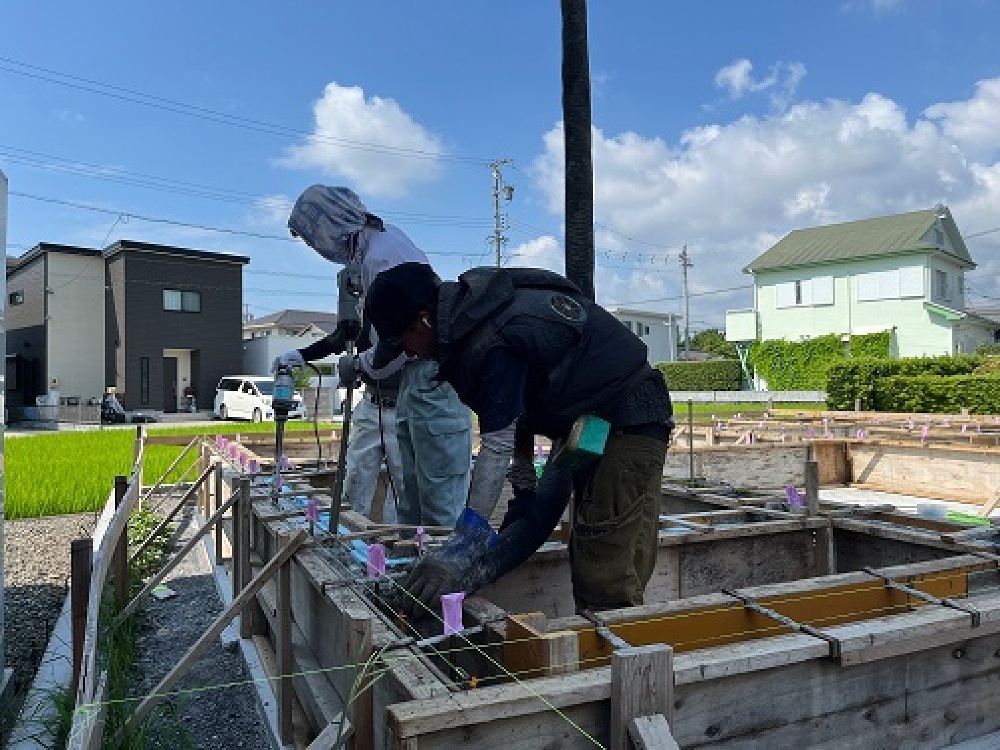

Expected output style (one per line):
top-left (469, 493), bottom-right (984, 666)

top-left (366, 262), bottom-right (441, 366)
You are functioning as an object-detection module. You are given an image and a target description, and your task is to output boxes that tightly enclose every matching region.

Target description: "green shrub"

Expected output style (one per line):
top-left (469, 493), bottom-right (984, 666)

top-left (749, 331), bottom-right (892, 391)
top-left (826, 355), bottom-right (983, 410)
top-left (872, 373), bottom-right (1000, 414)
top-left (656, 360), bottom-right (743, 391)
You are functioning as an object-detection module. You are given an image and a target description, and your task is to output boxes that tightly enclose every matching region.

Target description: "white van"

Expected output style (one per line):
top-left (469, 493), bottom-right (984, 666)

top-left (213, 376), bottom-right (304, 422)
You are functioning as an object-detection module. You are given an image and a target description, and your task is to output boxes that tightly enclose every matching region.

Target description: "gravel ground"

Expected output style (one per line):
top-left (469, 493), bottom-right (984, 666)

top-left (125, 501), bottom-right (272, 749)
top-left (3, 505), bottom-right (273, 749)
top-left (3, 512), bottom-right (100, 736)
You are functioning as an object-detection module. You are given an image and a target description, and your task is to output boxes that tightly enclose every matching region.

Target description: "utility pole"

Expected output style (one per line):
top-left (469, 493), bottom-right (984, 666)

top-left (680, 245), bottom-right (692, 360)
top-left (490, 159), bottom-right (513, 267)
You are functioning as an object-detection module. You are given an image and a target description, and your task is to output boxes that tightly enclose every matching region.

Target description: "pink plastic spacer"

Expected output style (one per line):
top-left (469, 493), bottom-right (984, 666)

top-left (441, 592), bottom-right (465, 635)
top-left (367, 543), bottom-right (386, 578)
top-left (415, 526), bottom-right (426, 556)
top-left (249, 459), bottom-right (258, 474)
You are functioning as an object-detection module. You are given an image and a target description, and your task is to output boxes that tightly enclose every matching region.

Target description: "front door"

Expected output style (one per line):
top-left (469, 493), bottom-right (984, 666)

top-left (162, 357), bottom-right (178, 412)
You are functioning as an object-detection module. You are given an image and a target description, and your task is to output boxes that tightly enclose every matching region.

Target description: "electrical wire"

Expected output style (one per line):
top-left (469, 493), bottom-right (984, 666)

top-left (0, 56), bottom-right (489, 166)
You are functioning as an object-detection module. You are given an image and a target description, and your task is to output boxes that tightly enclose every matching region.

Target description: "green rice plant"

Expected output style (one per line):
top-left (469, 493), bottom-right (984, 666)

top-left (6, 421), bottom-right (340, 520)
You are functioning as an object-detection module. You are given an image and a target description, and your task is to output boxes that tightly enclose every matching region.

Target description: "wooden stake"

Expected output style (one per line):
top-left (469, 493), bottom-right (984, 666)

top-left (629, 714), bottom-right (680, 750)
top-left (112, 476), bottom-right (129, 610)
top-left (70, 538), bottom-right (93, 697)
top-left (611, 645), bottom-right (674, 750)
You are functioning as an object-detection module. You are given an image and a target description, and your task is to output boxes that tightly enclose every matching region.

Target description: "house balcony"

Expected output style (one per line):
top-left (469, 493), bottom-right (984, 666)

top-left (725, 308), bottom-right (758, 343)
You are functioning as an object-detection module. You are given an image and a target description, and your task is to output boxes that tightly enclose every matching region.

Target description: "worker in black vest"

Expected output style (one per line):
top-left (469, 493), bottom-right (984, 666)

top-left (366, 262), bottom-right (673, 615)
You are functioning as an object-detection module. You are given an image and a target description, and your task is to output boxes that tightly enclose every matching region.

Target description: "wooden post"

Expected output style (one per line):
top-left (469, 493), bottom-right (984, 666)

top-left (805, 460), bottom-right (819, 516)
top-left (237, 476), bottom-right (261, 638)
top-left (112, 475), bottom-right (129, 609)
top-left (611, 645), bottom-right (674, 750)
top-left (134, 424), bottom-right (144, 466)
top-left (346, 610), bottom-right (374, 750)
top-left (213, 459), bottom-right (225, 562)
top-left (629, 715), bottom-right (681, 750)
top-left (70, 538), bottom-right (93, 697)
top-left (276, 540), bottom-right (294, 745)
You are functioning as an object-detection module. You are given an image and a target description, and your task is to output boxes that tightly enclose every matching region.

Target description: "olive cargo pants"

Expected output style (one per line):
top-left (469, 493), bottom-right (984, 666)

top-left (569, 432), bottom-right (668, 612)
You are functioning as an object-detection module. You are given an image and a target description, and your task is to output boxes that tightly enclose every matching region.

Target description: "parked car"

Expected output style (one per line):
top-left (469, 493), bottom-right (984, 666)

top-left (213, 376), bottom-right (304, 422)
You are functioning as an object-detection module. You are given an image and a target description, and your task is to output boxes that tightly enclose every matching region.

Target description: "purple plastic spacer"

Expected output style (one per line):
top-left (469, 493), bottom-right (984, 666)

top-left (367, 543), bottom-right (386, 578)
top-left (280, 455), bottom-right (290, 471)
top-left (249, 459), bottom-right (258, 474)
top-left (306, 499), bottom-right (319, 523)
top-left (415, 526), bottom-right (426, 556)
top-left (441, 592), bottom-right (465, 635)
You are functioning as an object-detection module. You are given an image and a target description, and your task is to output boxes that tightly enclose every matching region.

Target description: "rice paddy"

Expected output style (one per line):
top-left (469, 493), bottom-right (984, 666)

top-left (4, 421), bottom-right (338, 520)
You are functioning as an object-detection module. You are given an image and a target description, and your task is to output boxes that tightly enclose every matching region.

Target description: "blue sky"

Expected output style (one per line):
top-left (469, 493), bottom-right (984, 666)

top-left (2, 0), bottom-right (1000, 332)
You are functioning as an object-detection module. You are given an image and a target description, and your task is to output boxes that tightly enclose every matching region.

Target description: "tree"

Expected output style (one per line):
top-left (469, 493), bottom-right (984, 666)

top-left (561, 0), bottom-right (595, 301)
top-left (690, 328), bottom-right (738, 359)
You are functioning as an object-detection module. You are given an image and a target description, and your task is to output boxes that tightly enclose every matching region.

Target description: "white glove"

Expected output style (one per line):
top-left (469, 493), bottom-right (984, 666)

top-left (271, 350), bottom-right (306, 373)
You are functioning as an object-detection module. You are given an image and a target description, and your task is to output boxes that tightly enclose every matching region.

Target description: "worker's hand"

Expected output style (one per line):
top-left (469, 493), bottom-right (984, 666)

top-left (401, 553), bottom-right (466, 618)
top-left (271, 350), bottom-right (306, 373)
top-left (337, 354), bottom-right (361, 389)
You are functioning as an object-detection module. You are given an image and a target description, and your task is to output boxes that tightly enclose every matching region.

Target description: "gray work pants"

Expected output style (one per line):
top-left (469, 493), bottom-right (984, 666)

top-left (396, 359), bottom-right (472, 529)
top-left (343, 393), bottom-right (401, 524)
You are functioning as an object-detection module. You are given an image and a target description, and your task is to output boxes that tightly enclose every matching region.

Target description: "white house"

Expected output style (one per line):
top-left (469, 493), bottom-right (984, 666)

top-left (242, 309), bottom-right (340, 375)
top-left (725, 205), bottom-right (997, 359)
top-left (609, 308), bottom-right (680, 364)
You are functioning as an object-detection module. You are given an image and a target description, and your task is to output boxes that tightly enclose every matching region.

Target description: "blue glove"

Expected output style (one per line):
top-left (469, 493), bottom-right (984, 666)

top-left (337, 354), bottom-right (360, 389)
top-left (402, 508), bottom-right (498, 617)
top-left (402, 555), bottom-right (466, 617)
top-left (271, 350), bottom-right (306, 373)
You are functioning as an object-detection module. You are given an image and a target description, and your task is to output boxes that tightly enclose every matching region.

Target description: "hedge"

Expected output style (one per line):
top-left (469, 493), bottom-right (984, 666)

top-left (656, 360), bottom-right (743, 391)
top-left (749, 330), bottom-right (892, 391)
top-left (872, 373), bottom-right (1000, 414)
top-left (826, 354), bottom-right (984, 410)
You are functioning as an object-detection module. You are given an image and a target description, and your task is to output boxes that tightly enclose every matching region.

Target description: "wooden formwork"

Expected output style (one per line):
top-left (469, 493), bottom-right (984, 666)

top-left (150, 429), bottom-right (1000, 749)
top-left (235, 459), bottom-right (1000, 748)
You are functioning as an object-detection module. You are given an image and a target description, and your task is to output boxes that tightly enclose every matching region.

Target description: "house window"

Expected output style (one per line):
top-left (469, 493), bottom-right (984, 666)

top-left (794, 281), bottom-right (803, 305)
top-left (140, 357), bottom-right (150, 405)
top-left (935, 228), bottom-right (945, 247)
top-left (163, 289), bottom-right (201, 312)
top-left (8, 290), bottom-right (23, 305)
top-left (934, 270), bottom-right (949, 301)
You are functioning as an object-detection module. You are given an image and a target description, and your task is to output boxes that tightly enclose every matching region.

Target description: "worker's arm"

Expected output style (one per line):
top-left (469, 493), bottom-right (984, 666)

top-left (464, 460), bottom-right (574, 591)
top-left (465, 347), bottom-right (530, 520)
top-left (298, 328), bottom-right (349, 361)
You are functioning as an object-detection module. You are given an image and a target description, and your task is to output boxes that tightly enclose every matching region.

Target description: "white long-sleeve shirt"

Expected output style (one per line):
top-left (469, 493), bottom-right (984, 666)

top-left (354, 224), bottom-right (427, 379)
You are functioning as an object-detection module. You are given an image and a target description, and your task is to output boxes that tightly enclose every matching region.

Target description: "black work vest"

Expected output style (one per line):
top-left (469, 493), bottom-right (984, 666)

top-left (437, 273), bottom-right (651, 438)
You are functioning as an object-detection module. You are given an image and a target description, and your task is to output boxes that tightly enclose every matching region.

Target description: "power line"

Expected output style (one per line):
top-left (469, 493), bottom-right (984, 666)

top-left (0, 144), bottom-right (495, 228)
top-left (606, 284), bottom-right (752, 307)
top-left (8, 190), bottom-right (479, 257)
top-left (0, 56), bottom-right (488, 165)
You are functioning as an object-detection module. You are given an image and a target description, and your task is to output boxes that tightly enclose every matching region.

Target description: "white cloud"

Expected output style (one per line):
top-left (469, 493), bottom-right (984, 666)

top-left (714, 60), bottom-right (754, 99)
top-left (925, 78), bottom-right (1000, 161)
top-left (713, 59), bottom-right (807, 110)
top-left (247, 194), bottom-right (294, 229)
top-left (530, 76), bottom-right (1000, 328)
top-left (278, 82), bottom-right (445, 199)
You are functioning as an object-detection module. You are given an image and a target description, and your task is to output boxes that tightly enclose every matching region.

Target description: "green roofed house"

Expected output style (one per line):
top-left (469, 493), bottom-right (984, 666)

top-left (725, 205), bottom-right (998, 365)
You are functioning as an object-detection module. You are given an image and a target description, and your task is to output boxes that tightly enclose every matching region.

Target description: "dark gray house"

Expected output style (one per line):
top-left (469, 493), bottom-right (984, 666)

top-left (7, 239), bottom-right (249, 412)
